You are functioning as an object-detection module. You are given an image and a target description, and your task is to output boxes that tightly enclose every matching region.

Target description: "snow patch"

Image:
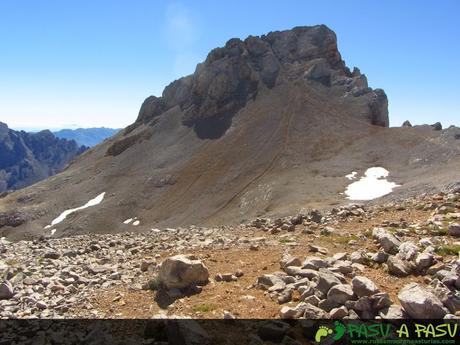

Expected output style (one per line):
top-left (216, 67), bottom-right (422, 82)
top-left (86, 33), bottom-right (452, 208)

top-left (346, 171), bottom-right (357, 180)
top-left (123, 217), bottom-right (140, 226)
top-left (50, 229), bottom-right (56, 236)
top-left (46, 192), bottom-right (106, 227)
top-left (345, 167), bottom-right (400, 201)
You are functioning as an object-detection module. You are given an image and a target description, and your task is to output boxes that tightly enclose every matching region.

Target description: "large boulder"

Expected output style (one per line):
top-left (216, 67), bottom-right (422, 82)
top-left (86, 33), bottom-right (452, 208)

top-left (351, 276), bottom-right (380, 297)
top-left (316, 268), bottom-right (342, 295)
top-left (448, 223), bottom-right (460, 237)
top-left (398, 283), bottom-right (447, 319)
top-left (397, 242), bottom-right (419, 261)
top-left (327, 284), bottom-right (355, 304)
top-left (372, 228), bottom-right (401, 253)
top-left (387, 256), bottom-right (412, 276)
top-left (415, 252), bottom-right (434, 271)
top-left (158, 255), bottom-right (209, 290)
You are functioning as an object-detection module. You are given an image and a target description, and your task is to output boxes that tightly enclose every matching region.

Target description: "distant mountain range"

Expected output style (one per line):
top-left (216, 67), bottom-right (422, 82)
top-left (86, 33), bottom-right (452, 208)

top-left (53, 127), bottom-right (120, 147)
top-left (0, 122), bottom-right (86, 193)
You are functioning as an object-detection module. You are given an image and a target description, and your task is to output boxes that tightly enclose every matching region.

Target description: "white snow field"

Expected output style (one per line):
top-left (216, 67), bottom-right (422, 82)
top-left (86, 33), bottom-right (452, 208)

top-left (45, 192), bottom-right (106, 227)
top-left (345, 167), bottom-right (400, 200)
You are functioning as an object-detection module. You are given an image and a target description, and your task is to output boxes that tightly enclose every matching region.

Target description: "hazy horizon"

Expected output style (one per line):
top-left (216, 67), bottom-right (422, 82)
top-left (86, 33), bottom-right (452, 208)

top-left (1, 0), bottom-right (459, 129)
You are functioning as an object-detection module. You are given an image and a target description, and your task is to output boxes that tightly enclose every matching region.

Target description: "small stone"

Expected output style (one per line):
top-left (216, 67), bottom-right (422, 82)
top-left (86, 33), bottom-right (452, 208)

top-left (36, 301), bottom-right (47, 310)
top-left (332, 260), bottom-right (353, 275)
top-left (303, 295), bottom-right (321, 306)
top-left (280, 255), bottom-right (302, 269)
top-left (332, 253), bottom-right (348, 261)
top-left (44, 251), bottom-right (61, 259)
top-left (0, 281), bottom-right (14, 300)
top-left (88, 265), bottom-right (109, 275)
top-left (277, 289), bottom-right (293, 304)
top-left (371, 251), bottom-right (389, 264)
top-left (234, 269), bottom-right (244, 278)
top-left (23, 277), bottom-right (37, 285)
top-left (302, 302), bottom-right (330, 319)
top-left (140, 260), bottom-right (154, 272)
top-left (268, 282), bottom-right (287, 292)
top-left (240, 295), bottom-right (256, 302)
top-left (448, 223), bottom-right (460, 237)
top-left (371, 292), bottom-right (393, 310)
top-left (279, 304), bottom-right (306, 319)
top-left (215, 273), bottom-right (237, 282)
top-left (90, 244), bottom-right (101, 251)
top-left (223, 310), bottom-right (236, 319)
top-left (350, 250), bottom-right (369, 265)
top-left (329, 306), bottom-right (348, 319)
top-left (308, 245), bottom-right (328, 255)
top-left (302, 257), bottom-right (329, 270)
top-left (320, 227), bottom-right (334, 236)
top-left (109, 272), bottom-right (121, 280)
top-left (379, 304), bottom-right (407, 319)
top-left (257, 274), bottom-right (285, 290)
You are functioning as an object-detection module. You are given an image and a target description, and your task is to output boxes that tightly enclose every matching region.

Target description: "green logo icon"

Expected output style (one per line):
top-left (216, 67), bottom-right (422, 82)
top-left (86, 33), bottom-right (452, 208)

top-left (315, 322), bottom-right (346, 343)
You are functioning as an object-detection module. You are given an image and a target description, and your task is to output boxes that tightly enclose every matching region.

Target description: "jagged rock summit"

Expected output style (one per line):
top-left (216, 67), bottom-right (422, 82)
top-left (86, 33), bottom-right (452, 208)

top-left (1, 25), bottom-right (459, 239)
top-left (130, 25), bottom-right (388, 140)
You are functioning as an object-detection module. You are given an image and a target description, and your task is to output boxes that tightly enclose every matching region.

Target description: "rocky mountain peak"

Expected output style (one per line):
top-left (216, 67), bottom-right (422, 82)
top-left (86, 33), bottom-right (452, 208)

top-left (132, 25), bottom-right (388, 137)
top-left (0, 125), bottom-right (86, 193)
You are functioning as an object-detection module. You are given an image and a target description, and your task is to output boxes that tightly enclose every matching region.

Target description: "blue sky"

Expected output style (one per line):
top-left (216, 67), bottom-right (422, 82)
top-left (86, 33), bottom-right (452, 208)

top-left (0, 0), bottom-right (458, 129)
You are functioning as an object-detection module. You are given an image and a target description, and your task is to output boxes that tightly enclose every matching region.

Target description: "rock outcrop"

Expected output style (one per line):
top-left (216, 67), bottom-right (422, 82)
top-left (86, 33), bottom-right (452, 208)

top-left (129, 25), bottom-right (389, 139)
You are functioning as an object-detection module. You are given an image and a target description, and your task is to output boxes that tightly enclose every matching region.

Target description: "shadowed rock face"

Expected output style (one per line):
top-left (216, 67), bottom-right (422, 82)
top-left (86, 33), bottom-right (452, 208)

top-left (0, 122), bottom-right (86, 193)
top-left (131, 25), bottom-right (389, 139)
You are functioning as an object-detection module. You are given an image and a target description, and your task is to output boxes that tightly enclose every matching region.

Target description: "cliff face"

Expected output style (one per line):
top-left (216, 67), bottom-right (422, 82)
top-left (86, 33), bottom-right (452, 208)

top-left (0, 122), bottom-right (86, 193)
top-left (131, 25), bottom-right (388, 138)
